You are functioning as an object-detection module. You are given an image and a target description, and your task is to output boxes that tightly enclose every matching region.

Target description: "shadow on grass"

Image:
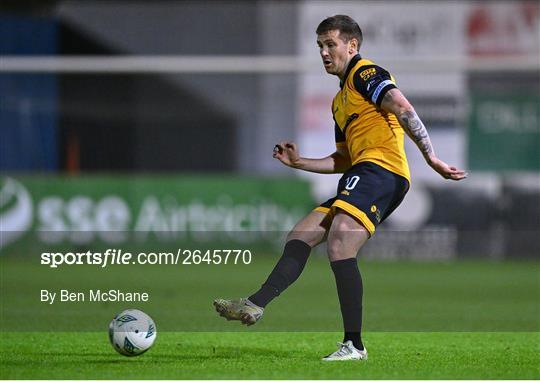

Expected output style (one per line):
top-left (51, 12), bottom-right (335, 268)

top-left (3, 344), bottom-right (299, 366)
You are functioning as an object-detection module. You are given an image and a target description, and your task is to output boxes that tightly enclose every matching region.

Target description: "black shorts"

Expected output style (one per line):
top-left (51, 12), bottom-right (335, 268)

top-left (314, 161), bottom-right (409, 236)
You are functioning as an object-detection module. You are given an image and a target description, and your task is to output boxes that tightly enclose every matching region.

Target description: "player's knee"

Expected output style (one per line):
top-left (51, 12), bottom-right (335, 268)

top-left (326, 216), bottom-right (365, 261)
top-left (332, 217), bottom-right (353, 233)
top-left (327, 235), bottom-right (347, 261)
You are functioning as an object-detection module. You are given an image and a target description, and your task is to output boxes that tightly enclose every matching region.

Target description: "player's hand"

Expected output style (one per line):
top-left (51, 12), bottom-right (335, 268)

top-left (428, 157), bottom-right (468, 181)
top-left (273, 141), bottom-right (300, 168)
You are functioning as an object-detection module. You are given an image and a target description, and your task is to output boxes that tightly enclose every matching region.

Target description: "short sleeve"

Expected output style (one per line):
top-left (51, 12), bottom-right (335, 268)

top-left (353, 65), bottom-right (397, 107)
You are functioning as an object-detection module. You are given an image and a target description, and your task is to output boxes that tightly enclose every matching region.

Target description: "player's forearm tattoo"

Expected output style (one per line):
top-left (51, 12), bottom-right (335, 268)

top-left (397, 110), bottom-right (434, 160)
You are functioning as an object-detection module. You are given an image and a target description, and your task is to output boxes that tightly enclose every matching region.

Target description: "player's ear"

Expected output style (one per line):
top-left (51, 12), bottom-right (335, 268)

top-left (348, 38), bottom-right (358, 54)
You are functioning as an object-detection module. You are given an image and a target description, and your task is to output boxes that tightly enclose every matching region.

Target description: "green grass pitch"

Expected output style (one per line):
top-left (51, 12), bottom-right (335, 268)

top-left (1, 332), bottom-right (539, 379)
top-left (1, 255), bottom-right (539, 379)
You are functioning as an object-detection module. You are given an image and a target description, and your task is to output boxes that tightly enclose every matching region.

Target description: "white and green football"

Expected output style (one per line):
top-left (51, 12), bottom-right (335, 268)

top-left (108, 309), bottom-right (157, 356)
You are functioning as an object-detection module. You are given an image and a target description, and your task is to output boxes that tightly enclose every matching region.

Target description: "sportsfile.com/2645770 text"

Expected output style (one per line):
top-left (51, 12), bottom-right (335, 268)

top-left (40, 248), bottom-right (252, 268)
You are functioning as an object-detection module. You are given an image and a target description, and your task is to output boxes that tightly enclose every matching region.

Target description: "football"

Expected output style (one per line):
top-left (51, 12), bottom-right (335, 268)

top-left (108, 309), bottom-right (157, 356)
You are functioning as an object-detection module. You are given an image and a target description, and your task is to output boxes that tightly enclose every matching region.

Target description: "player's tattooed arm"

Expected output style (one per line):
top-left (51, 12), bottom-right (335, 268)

top-left (381, 89), bottom-right (435, 162)
top-left (381, 88), bottom-right (467, 181)
top-left (398, 109), bottom-right (435, 162)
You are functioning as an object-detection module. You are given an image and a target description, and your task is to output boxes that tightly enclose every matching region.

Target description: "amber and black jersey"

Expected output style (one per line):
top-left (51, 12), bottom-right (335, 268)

top-left (333, 54), bottom-right (410, 182)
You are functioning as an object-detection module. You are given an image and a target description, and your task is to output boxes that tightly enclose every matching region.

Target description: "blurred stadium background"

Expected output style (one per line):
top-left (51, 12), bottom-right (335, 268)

top-left (1, 0), bottom-right (539, 260)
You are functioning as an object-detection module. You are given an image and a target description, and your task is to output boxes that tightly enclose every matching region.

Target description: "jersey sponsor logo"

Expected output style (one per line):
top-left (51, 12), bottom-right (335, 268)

top-left (359, 67), bottom-right (377, 81)
top-left (371, 80), bottom-right (394, 104)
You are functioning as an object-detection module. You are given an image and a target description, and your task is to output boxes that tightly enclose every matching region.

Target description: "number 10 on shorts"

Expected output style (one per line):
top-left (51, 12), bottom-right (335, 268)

top-left (345, 176), bottom-right (360, 190)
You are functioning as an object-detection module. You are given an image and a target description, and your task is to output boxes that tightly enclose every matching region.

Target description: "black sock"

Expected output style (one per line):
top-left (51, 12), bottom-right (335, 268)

top-left (330, 258), bottom-right (364, 351)
top-left (248, 239), bottom-right (311, 308)
top-left (343, 332), bottom-right (363, 351)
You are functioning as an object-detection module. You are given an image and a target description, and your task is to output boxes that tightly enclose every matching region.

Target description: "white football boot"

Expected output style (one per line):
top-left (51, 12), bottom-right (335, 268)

top-left (213, 298), bottom-right (264, 326)
top-left (322, 340), bottom-right (368, 361)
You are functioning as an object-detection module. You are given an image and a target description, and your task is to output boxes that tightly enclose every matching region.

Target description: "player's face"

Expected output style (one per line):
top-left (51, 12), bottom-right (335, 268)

top-left (317, 30), bottom-right (356, 79)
